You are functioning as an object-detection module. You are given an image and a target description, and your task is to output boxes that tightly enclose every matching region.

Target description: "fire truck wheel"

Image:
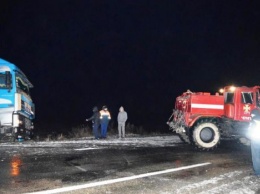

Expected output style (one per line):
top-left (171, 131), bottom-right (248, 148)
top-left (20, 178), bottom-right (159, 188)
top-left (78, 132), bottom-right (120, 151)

top-left (193, 121), bottom-right (220, 150)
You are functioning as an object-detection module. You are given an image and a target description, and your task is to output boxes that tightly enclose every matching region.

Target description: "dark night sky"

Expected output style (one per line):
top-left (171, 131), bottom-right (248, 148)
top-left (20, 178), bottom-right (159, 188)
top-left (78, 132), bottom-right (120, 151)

top-left (0, 1), bottom-right (260, 133)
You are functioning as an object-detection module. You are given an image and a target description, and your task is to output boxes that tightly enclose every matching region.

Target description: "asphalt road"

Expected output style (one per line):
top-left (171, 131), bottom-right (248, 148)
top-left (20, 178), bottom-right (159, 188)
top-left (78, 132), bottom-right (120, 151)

top-left (0, 136), bottom-right (258, 194)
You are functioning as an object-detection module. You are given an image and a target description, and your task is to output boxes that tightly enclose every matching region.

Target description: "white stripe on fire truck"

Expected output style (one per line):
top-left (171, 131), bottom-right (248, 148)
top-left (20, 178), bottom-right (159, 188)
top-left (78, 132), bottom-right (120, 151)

top-left (191, 104), bottom-right (224, 109)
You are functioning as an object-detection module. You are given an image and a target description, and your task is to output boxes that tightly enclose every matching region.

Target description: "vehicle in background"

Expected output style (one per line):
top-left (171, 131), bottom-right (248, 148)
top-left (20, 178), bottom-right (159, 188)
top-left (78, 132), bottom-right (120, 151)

top-left (0, 58), bottom-right (35, 141)
top-left (167, 86), bottom-right (260, 151)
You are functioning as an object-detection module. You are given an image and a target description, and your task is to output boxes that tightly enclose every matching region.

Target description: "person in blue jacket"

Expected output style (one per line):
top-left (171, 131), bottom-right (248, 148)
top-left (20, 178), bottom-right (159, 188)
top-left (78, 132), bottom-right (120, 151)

top-left (99, 105), bottom-right (111, 139)
top-left (86, 106), bottom-right (100, 140)
top-left (249, 109), bottom-right (260, 176)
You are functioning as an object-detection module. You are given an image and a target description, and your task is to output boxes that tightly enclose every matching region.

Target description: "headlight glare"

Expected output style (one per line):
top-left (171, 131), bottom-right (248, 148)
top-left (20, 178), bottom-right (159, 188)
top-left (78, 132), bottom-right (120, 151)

top-left (248, 120), bottom-right (260, 140)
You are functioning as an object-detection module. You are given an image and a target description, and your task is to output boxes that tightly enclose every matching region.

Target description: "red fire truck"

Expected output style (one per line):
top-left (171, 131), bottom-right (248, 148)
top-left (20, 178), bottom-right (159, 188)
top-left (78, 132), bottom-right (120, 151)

top-left (167, 86), bottom-right (260, 151)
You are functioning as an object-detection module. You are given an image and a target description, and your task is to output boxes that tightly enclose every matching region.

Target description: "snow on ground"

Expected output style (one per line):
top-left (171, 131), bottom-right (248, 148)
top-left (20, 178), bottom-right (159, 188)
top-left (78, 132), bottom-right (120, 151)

top-left (0, 134), bottom-right (182, 148)
top-left (174, 170), bottom-right (260, 194)
top-left (1, 135), bottom-right (260, 193)
top-left (0, 135), bottom-right (182, 156)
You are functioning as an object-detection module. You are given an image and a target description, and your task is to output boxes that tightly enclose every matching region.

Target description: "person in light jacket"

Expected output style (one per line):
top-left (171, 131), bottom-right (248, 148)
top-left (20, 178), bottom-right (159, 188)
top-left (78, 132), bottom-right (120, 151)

top-left (99, 105), bottom-right (111, 139)
top-left (117, 106), bottom-right (128, 138)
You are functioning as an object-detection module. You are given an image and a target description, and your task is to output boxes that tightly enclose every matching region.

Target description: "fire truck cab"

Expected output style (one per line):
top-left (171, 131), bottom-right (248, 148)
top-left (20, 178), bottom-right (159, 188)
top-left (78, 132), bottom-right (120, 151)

top-left (224, 86), bottom-right (260, 122)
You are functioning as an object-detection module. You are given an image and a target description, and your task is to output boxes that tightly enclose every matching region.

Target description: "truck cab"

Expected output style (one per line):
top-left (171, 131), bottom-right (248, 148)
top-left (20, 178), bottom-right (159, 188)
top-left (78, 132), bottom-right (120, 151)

top-left (0, 58), bottom-right (35, 141)
top-left (223, 86), bottom-right (260, 122)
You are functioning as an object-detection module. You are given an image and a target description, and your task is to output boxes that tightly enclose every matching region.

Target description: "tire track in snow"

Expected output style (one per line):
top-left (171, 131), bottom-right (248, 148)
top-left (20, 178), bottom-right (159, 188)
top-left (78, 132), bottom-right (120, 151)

top-left (176, 170), bottom-right (260, 194)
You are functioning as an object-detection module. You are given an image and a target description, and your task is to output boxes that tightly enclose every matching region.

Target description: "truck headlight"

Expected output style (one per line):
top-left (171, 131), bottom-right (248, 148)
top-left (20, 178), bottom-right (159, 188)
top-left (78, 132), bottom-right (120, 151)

top-left (13, 114), bottom-right (20, 127)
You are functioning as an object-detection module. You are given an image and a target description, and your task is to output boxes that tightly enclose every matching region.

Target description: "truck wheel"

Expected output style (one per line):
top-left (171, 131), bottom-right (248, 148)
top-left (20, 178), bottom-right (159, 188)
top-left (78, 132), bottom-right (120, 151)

top-left (192, 120), bottom-right (220, 150)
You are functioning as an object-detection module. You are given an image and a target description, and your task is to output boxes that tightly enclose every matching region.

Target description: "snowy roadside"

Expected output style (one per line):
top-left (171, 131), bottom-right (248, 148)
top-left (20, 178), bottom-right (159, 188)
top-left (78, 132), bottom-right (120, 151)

top-left (0, 134), bottom-right (182, 148)
top-left (0, 135), bottom-right (183, 157)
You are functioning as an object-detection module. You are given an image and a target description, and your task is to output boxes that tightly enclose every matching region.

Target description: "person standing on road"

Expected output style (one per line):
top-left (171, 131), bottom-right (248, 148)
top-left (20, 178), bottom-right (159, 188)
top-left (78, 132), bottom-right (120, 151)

top-left (249, 109), bottom-right (260, 176)
top-left (99, 105), bottom-right (111, 139)
top-left (86, 106), bottom-right (100, 140)
top-left (117, 106), bottom-right (128, 139)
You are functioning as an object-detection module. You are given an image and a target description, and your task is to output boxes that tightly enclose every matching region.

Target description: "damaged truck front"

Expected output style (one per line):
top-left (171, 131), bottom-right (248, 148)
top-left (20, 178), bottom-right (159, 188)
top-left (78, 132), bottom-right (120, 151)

top-left (0, 58), bottom-right (35, 141)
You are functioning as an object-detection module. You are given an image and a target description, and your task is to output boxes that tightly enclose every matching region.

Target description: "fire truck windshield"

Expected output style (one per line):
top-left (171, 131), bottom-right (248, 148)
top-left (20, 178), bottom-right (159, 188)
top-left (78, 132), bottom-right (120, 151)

top-left (241, 92), bottom-right (253, 104)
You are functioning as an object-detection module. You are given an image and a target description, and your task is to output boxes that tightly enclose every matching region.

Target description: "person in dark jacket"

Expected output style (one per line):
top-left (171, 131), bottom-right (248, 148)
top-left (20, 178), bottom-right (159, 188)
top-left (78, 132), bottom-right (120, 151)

top-left (99, 105), bottom-right (111, 139)
top-left (86, 106), bottom-right (100, 140)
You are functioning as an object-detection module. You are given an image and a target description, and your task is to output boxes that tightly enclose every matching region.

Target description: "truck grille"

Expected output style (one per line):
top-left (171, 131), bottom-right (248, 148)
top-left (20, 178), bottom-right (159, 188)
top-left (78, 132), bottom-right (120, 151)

top-left (23, 117), bottom-right (32, 129)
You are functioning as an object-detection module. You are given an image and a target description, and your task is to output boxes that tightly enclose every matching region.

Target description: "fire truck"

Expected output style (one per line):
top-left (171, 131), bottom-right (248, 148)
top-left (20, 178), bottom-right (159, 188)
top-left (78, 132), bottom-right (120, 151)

top-left (167, 86), bottom-right (260, 151)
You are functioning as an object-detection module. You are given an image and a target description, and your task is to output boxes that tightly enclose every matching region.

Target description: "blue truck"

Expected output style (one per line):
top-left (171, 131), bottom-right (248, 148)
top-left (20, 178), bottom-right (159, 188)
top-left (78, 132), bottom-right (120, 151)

top-left (0, 58), bottom-right (35, 141)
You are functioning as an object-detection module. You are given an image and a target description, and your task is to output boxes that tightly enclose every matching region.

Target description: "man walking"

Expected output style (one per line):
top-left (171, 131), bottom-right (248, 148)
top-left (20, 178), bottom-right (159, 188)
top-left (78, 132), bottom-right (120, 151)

top-left (117, 106), bottom-right (128, 138)
top-left (99, 105), bottom-right (111, 139)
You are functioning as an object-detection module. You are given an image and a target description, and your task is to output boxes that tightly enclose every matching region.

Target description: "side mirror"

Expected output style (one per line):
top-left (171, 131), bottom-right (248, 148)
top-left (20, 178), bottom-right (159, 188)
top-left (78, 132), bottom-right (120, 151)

top-left (5, 71), bottom-right (12, 91)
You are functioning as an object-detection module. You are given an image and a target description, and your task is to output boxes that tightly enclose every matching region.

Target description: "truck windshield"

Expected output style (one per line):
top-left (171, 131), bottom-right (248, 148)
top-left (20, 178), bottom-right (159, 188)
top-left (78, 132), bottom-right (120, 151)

top-left (0, 71), bottom-right (12, 89)
top-left (241, 92), bottom-right (253, 104)
top-left (0, 72), bottom-right (8, 88)
top-left (16, 72), bottom-right (30, 96)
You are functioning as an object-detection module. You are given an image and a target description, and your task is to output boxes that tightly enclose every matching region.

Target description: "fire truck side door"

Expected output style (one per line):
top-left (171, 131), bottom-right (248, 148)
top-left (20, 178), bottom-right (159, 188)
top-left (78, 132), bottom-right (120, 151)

top-left (237, 92), bottom-right (253, 121)
top-left (256, 89), bottom-right (260, 108)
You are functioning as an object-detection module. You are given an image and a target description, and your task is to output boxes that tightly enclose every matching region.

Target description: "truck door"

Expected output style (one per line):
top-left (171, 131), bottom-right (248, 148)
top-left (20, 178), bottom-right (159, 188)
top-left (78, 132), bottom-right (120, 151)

top-left (256, 89), bottom-right (260, 109)
top-left (237, 91), bottom-right (253, 121)
top-left (224, 91), bottom-right (235, 118)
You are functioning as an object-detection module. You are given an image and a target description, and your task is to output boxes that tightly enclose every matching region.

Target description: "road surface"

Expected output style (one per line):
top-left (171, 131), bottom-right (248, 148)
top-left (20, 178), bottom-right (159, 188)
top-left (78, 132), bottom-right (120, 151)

top-left (0, 135), bottom-right (259, 194)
